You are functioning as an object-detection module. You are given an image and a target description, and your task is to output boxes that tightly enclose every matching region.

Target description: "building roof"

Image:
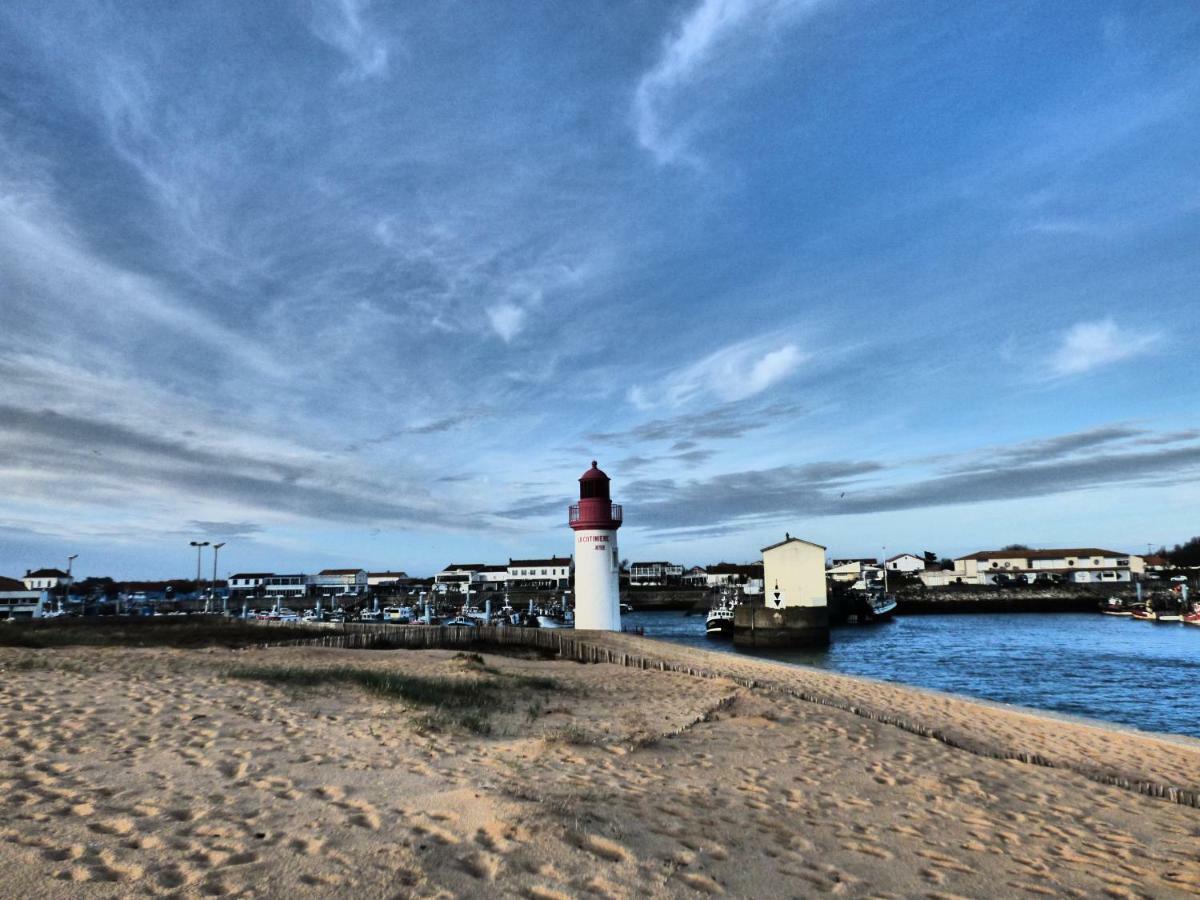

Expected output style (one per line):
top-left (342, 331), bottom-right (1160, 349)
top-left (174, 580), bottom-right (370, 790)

top-left (957, 548), bottom-right (1132, 561)
top-left (886, 553), bottom-right (922, 562)
top-left (318, 568), bottom-right (366, 575)
top-left (706, 562), bottom-right (764, 576)
top-left (509, 557), bottom-right (572, 568)
top-left (229, 572), bottom-right (274, 579)
top-left (478, 565), bottom-right (508, 573)
top-left (761, 535), bottom-right (827, 553)
top-left (442, 563), bottom-right (486, 572)
top-left (0, 575), bottom-right (28, 591)
top-left (368, 571), bottom-right (409, 577)
top-left (25, 567), bottom-right (69, 578)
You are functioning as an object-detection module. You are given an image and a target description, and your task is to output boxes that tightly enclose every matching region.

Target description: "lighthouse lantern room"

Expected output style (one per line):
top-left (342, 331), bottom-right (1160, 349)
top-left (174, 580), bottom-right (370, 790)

top-left (569, 461), bottom-right (623, 631)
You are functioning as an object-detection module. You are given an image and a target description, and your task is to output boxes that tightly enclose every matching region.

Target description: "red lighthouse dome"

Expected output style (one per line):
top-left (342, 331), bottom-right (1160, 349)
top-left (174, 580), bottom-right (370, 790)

top-left (569, 461), bottom-right (623, 531)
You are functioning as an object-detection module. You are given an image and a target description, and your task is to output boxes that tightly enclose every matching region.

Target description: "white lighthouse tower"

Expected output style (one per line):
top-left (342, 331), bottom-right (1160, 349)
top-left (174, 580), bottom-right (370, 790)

top-left (569, 461), bottom-right (623, 631)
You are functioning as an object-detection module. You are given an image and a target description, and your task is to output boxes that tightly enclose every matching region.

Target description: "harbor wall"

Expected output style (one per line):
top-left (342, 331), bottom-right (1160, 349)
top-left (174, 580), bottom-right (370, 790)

top-left (894, 585), bottom-right (1132, 614)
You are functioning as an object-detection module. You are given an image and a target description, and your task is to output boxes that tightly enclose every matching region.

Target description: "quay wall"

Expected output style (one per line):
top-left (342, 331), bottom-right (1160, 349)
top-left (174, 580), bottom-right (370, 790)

top-left (894, 584), bottom-right (1135, 614)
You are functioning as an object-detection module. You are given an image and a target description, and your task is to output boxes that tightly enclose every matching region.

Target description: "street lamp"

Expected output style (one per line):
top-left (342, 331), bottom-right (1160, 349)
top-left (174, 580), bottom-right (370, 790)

top-left (64, 553), bottom-right (78, 614)
top-left (211, 542), bottom-right (226, 613)
top-left (882, 546), bottom-right (888, 594)
top-left (190, 541), bottom-right (210, 608)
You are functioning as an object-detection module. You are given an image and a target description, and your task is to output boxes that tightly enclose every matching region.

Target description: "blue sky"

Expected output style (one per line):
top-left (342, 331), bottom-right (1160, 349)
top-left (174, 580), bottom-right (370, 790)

top-left (1, 0), bottom-right (1197, 580)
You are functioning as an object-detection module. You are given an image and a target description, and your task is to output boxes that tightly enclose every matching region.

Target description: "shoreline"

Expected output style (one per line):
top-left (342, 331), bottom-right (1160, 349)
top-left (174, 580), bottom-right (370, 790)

top-left (2, 634), bottom-right (1199, 896)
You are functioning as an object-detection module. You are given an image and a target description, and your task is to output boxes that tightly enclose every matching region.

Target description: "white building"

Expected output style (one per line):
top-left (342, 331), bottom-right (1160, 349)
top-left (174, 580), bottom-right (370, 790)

top-left (471, 565), bottom-right (509, 591)
top-left (952, 548), bottom-right (1145, 585)
top-left (885, 553), bottom-right (926, 573)
top-left (434, 564), bottom-right (485, 589)
top-left (23, 568), bottom-right (71, 591)
top-left (262, 574), bottom-right (308, 603)
top-left (228, 572), bottom-right (272, 599)
top-left (1, 575), bottom-right (44, 619)
top-left (762, 536), bottom-right (828, 609)
top-left (507, 557), bottom-right (571, 590)
top-left (628, 561), bottom-right (683, 586)
top-left (367, 571), bottom-right (409, 587)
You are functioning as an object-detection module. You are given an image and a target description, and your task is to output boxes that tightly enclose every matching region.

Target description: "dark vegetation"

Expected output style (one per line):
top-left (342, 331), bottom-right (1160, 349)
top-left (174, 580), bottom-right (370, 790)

top-left (0, 617), bottom-right (312, 649)
top-left (227, 655), bottom-right (566, 735)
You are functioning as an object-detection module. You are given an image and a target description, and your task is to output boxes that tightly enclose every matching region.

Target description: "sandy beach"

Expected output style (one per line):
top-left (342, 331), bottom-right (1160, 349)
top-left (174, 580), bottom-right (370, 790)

top-left (2, 634), bottom-right (1199, 898)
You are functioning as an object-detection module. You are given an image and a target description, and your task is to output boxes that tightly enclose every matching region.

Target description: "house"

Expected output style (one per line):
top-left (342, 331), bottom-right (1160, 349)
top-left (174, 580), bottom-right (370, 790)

top-left (311, 569), bottom-right (368, 599)
top-left (434, 564), bottom-right (486, 588)
top-left (507, 557), bottom-right (571, 590)
top-left (262, 574), bottom-right (308, 603)
top-left (23, 568), bottom-right (71, 591)
top-left (228, 573), bottom-right (272, 600)
top-left (705, 562), bottom-right (764, 587)
top-left (953, 548), bottom-right (1145, 585)
top-left (682, 565), bottom-right (708, 587)
top-left (0, 575), bottom-right (43, 619)
top-left (628, 561), bottom-right (684, 587)
top-left (367, 571), bottom-right (409, 587)
top-left (471, 565), bottom-right (509, 592)
top-left (885, 553), bottom-right (926, 573)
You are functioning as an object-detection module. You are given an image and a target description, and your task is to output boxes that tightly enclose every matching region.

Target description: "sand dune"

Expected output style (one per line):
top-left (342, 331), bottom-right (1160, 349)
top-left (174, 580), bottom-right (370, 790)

top-left (1, 640), bottom-right (1198, 897)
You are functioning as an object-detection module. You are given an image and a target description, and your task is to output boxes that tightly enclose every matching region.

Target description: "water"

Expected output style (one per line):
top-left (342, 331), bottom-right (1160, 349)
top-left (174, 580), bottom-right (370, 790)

top-left (626, 610), bottom-right (1200, 739)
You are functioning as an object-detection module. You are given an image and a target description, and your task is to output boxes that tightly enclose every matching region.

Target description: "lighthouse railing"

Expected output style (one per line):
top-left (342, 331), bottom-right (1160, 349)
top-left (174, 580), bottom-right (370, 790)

top-left (569, 503), bottom-right (622, 524)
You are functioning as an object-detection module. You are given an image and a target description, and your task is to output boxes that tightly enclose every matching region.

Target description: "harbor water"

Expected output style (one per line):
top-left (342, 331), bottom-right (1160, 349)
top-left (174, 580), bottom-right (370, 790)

top-left (627, 610), bottom-right (1200, 740)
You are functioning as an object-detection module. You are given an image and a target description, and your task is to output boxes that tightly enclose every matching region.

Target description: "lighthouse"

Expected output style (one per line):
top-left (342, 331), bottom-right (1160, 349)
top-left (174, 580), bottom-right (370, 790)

top-left (569, 461), bottom-right (623, 631)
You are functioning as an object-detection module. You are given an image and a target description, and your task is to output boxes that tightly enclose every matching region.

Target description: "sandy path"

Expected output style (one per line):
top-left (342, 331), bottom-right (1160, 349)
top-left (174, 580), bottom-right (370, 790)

top-left (0, 643), bottom-right (1197, 897)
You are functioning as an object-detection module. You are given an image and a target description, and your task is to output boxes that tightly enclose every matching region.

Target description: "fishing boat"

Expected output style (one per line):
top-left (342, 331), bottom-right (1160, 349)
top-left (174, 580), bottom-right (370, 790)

top-left (843, 591), bottom-right (897, 625)
top-left (705, 598), bottom-right (736, 638)
top-left (1184, 607), bottom-right (1200, 627)
top-left (442, 614), bottom-right (477, 627)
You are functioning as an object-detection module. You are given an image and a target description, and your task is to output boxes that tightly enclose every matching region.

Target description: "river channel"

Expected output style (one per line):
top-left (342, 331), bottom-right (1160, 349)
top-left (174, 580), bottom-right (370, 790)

top-left (625, 610), bottom-right (1200, 739)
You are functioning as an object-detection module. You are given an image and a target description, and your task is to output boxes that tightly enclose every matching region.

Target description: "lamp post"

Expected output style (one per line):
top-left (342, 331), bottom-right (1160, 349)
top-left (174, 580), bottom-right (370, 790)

top-left (211, 542), bottom-right (226, 614)
top-left (64, 553), bottom-right (77, 614)
top-left (190, 541), bottom-right (209, 609)
top-left (882, 546), bottom-right (888, 594)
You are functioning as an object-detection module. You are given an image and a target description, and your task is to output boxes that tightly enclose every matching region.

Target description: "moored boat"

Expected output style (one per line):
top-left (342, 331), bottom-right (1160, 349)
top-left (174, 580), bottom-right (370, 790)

top-left (705, 604), bottom-right (735, 638)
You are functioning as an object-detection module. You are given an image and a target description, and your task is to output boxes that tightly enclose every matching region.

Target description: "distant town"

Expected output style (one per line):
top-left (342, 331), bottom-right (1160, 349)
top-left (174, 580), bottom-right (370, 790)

top-left (4, 538), bottom-right (1199, 620)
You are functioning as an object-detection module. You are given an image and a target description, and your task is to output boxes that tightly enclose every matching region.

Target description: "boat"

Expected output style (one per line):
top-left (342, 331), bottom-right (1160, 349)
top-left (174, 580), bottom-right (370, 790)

top-left (843, 591), bottom-right (897, 625)
top-left (619, 602), bottom-right (633, 615)
top-left (1099, 597), bottom-right (1134, 616)
top-left (442, 615), bottom-right (477, 627)
top-left (536, 613), bottom-right (571, 629)
top-left (359, 609), bottom-right (383, 623)
top-left (705, 599), bottom-right (735, 638)
top-left (1184, 607), bottom-right (1200, 627)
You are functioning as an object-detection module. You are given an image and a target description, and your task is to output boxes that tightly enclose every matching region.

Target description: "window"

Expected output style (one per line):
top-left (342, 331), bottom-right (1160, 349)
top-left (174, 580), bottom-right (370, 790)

top-left (1117, 559), bottom-right (1129, 566)
top-left (1068, 560), bottom-right (1075, 566)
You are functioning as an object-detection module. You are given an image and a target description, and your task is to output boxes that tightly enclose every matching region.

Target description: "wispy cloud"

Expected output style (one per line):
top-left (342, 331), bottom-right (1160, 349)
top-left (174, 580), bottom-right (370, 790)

top-left (1049, 318), bottom-right (1160, 377)
top-left (633, 0), bottom-right (826, 165)
top-left (629, 335), bottom-right (806, 409)
top-left (487, 302), bottom-right (526, 342)
top-left (307, 0), bottom-right (391, 80)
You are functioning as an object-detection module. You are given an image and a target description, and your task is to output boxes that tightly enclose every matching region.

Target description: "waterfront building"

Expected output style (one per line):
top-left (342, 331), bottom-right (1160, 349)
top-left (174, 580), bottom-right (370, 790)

top-left (704, 562), bottom-right (764, 588)
top-left (826, 560), bottom-right (882, 583)
top-left (629, 561), bottom-right (683, 587)
top-left (228, 573), bottom-right (272, 601)
top-left (735, 534), bottom-right (829, 647)
top-left (434, 564), bottom-right (485, 590)
top-left (682, 565), bottom-right (708, 587)
top-left (569, 461), bottom-right (623, 631)
top-left (507, 558), bottom-right (572, 591)
top-left (262, 574), bottom-right (308, 604)
top-left (952, 548), bottom-right (1145, 585)
top-left (367, 571), bottom-right (409, 587)
top-left (311, 568), bottom-right (368, 600)
top-left (472, 564), bottom-right (509, 592)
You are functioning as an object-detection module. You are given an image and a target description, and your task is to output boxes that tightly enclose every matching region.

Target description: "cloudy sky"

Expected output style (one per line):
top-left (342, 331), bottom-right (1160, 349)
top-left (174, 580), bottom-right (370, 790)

top-left (2, 0), bottom-right (1198, 579)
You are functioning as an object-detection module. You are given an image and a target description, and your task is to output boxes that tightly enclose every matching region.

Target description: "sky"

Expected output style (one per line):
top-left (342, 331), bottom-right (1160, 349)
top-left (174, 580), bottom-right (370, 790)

top-left (1, 0), bottom-right (1198, 580)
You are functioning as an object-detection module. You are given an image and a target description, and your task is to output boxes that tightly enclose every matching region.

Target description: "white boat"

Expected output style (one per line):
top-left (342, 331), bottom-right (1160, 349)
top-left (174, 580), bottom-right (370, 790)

top-left (705, 600), bottom-right (735, 638)
top-left (442, 615), bottom-right (477, 627)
